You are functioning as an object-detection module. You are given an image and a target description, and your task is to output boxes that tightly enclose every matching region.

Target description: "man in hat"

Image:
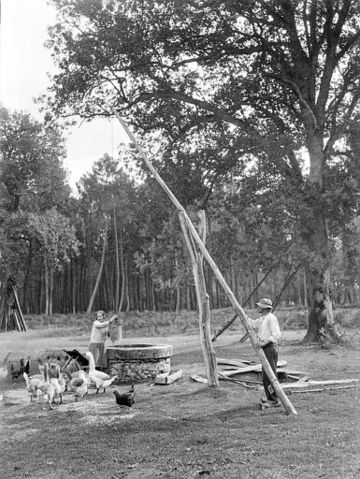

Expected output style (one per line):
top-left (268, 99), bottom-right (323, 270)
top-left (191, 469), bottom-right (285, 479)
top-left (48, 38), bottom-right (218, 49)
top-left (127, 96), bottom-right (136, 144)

top-left (247, 298), bottom-right (281, 407)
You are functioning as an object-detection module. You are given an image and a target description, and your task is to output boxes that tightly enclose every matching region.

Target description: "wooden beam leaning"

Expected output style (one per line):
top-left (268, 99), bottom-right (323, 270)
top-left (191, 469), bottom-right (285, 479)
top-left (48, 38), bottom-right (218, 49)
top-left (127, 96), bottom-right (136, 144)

top-left (112, 110), bottom-right (297, 416)
top-left (212, 269), bottom-right (276, 341)
top-left (179, 210), bottom-right (219, 387)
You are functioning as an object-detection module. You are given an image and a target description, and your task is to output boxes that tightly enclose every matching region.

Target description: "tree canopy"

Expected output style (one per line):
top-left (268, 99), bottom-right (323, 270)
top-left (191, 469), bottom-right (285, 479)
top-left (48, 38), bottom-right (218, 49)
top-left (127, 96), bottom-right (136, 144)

top-left (43, 0), bottom-right (360, 339)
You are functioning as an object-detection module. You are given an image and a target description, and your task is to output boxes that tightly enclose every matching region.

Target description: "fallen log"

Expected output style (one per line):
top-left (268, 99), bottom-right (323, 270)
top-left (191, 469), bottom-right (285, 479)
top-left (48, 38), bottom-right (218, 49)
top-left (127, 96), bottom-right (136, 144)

top-left (155, 369), bottom-right (183, 385)
top-left (281, 378), bottom-right (358, 390)
top-left (287, 385), bottom-right (356, 394)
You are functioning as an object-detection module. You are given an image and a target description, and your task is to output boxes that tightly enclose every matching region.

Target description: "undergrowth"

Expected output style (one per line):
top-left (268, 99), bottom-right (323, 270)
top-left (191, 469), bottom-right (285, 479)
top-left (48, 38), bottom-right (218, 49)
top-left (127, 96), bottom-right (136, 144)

top-left (22, 306), bottom-right (359, 338)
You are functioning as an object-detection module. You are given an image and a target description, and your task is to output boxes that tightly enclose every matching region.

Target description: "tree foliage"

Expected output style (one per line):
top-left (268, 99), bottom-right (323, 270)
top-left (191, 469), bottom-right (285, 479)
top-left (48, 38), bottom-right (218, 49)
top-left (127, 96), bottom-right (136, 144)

top-left (1, 3), bottom-right (360, 330)
top-left (0, 106), bottom-right (70, 212)
top-left (44, 0), bottom-right (360, 338)
top-left (0, 107), bottom-right (73, 314)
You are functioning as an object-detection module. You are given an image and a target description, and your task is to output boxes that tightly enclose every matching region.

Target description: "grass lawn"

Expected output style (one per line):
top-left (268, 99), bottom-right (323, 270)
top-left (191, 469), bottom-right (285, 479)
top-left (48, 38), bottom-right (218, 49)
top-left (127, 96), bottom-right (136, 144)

top-left (0, 316), bottom-right (359, 479)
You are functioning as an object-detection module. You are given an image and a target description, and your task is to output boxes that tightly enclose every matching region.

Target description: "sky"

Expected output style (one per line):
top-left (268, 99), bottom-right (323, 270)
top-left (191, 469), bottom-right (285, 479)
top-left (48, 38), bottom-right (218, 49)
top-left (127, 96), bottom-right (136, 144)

top-left (0, 0), bottom-right (128, 191)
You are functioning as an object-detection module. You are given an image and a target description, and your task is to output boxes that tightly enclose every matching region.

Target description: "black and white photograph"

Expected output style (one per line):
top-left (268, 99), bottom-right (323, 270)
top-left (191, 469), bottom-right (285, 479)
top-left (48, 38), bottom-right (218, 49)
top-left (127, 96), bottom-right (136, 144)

top-left (1, 1), bottom-right (359, 477)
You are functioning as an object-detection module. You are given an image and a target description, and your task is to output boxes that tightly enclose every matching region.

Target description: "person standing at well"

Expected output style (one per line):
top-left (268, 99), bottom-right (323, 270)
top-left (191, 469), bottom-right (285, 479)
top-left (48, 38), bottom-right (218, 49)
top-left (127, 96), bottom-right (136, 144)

top-left (247, 298), bottom-right (281, 406)
top-left (89, 310), bottom-right (118, 369)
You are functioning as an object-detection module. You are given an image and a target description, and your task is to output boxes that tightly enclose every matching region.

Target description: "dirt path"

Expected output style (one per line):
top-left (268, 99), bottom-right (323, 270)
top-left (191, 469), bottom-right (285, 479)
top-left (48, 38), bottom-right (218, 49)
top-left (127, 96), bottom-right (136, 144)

top-left (0, 328), bottom-right (306, 363)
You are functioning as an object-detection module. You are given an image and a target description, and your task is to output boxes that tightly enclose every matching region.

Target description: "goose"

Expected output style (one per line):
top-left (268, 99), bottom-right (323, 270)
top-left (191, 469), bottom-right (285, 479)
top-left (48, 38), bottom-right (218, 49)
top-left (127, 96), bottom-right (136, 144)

top-left (49, 363), bottom-right (66, 404)
top-left (23, 372), bottom-right (43, 402)
top-left (69, 371), bottom-right (90, 401)
top-left (0, 352), bottom-right (11, 380)
top-left (37, 363), bottom-right (56, 410)
top-left (85, 351), bottom-right (117, 393)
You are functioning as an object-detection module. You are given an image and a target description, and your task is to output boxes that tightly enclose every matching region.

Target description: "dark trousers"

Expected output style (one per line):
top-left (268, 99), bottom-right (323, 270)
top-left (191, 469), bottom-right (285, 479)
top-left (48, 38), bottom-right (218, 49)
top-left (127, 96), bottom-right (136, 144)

top-left (261, 343), bottom-right (278, 402)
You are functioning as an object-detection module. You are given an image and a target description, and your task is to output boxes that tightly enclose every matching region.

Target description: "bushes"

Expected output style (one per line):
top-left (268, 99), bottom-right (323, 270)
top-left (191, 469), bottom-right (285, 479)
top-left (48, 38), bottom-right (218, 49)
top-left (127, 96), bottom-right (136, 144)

top-left (22, 306), bottom-right (359, 337)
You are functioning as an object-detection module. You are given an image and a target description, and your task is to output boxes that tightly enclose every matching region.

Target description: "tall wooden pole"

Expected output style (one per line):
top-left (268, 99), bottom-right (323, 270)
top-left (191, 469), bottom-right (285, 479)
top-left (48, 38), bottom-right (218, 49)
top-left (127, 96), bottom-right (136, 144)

top-left (179, 210), bottom-right (219, 387)
top-left (112, 110), bottom-right (297, 416)
top-left (212, 265), bottom-right (275, 341)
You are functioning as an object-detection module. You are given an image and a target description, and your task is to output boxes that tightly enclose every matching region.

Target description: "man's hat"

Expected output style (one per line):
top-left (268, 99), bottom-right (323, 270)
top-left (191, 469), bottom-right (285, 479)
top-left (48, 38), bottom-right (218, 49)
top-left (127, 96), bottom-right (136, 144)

top-left (256, 298), bottom-right (273, 310)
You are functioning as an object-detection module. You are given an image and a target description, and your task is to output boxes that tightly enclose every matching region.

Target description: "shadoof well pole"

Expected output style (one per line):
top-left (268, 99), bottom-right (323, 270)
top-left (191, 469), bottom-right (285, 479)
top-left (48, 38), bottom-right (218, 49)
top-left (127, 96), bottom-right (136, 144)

top-left (112, 109), bottom-right (297, 416)
top-left (179, 209), bottom-right (219, 387)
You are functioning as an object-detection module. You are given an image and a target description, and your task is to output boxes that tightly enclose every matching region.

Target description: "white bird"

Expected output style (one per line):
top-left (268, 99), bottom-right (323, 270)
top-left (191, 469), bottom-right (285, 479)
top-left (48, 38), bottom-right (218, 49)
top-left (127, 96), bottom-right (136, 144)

top-left (49, 363), bottom-right (66, 404)
top-left (23, 372), bottom-right (43, 402)
top-left (0, 352), bottom-right (11, 380)
top-left (85, 351), bottom-right (117, 393)
top-left (69, 369), bottom-right (90, 401)
top-left (37, 363), bottom-right (56, 410)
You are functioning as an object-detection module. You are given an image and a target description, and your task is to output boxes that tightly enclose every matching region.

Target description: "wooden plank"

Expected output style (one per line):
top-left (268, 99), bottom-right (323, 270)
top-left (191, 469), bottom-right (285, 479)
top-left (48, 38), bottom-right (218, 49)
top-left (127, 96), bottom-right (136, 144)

top-left (277, 369), bottom-right (308, 376)
top-left (220, 360), bottom-right (287, 377)
top-left (216, 358), bottom-right (254, 367)
top-left (297, 375), bottom-right (311, 383)
top-left (288, 385), bottom-right (356, 394)
top-left (191, 374), bottom-right (208, 384)
top-left (218, 371), bottom-right (259, 389)
top-left (155, 369), bottom-right (183, 385)
top-left (284, 374), bottom-right (303, 381)
top-left (282, 378), bottom-right (358, 390)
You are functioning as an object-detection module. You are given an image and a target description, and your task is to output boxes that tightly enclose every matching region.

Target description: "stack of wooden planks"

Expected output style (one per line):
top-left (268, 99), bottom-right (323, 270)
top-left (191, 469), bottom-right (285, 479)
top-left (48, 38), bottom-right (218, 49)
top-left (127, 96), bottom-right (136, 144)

top-left (216, 357), bottom-right (359, 392)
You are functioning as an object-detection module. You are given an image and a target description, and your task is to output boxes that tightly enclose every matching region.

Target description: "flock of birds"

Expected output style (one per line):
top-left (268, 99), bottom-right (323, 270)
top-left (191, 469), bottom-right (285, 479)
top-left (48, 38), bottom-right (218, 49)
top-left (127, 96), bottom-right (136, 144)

top-left (15, 351), bottom-right (136, 410)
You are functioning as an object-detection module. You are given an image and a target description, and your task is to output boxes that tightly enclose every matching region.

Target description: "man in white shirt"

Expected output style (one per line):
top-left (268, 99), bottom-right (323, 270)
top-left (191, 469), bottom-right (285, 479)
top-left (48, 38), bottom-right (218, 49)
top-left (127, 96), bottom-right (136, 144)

top-left (89, 310), bottom-right (118, 369)
top-left (247, 298), bottom-right (281, 407)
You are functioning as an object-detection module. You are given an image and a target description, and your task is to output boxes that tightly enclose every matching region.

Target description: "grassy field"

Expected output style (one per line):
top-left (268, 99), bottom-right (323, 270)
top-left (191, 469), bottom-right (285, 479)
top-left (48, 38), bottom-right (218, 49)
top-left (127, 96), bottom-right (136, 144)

top-left (0, 309), bottom-right (359, 478)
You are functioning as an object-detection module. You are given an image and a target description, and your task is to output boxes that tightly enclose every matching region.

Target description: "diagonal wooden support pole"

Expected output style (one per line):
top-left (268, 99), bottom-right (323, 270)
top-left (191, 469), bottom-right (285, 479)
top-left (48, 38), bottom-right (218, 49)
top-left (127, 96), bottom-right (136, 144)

top-left (212, 266), bottom-right (274, 342)
top-left (112, 109), bottom-right (297, 416)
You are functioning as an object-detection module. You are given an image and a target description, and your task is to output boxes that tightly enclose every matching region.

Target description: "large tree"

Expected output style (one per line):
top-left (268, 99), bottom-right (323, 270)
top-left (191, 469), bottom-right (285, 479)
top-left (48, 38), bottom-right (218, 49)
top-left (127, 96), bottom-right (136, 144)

top-left (0, 107), bottom-right (73, 314)
top-left (45, 0), bottom-right (360, 341)
top-left (77, 153), bottom-right (140, 312)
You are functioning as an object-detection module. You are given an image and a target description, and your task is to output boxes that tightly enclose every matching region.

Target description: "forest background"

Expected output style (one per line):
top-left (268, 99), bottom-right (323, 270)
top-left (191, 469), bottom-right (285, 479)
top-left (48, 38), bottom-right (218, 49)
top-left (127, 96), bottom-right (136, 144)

top-left (1, 0), bottom-right (360, 343)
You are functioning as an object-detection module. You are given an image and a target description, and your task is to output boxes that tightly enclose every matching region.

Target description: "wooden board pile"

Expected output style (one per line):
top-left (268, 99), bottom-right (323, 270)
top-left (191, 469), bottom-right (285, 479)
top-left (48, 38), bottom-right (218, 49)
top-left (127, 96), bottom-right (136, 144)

top-left (191, 357), bottom-right (359, 393)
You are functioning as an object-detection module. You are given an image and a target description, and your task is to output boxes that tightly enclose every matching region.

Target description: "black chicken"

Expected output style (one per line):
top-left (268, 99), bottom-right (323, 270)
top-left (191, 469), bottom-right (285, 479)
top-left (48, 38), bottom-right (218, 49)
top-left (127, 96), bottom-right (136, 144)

top-left (113, 383), bottom-right (135, 408)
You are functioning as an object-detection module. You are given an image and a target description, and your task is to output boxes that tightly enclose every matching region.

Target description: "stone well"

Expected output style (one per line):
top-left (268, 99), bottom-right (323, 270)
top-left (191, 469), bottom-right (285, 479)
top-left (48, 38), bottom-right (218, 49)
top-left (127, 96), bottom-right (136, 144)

top-left (106, 343), bottom-right (173, 383)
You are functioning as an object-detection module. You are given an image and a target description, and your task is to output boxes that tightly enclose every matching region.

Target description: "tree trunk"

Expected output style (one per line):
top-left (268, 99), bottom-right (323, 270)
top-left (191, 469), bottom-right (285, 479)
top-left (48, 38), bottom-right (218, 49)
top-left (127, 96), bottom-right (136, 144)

top-left (44, 259), bottom-right (50, 316)
top-left (186, 284), bottom-right (191, 311)
top-left (72, 259), bottom-right (77, 314)
top-left (22, 239), bottom-right (33, 313)
top-left (118, 227), bottom-right (126, 314)
top-left (303, 134), bottom-right (335, 342)
top-left (49, 267), bottom-right (54, 316)
top-left (125, 258), bottom-right (131, 312)
top-left (113, 199), bottom-right (121, 311)
top-left (303, 270), bottom-right (307, 308)
top-left (175, 252), bottom-right (180, 315)
top-left (87, 224), bottom-right (108, 313)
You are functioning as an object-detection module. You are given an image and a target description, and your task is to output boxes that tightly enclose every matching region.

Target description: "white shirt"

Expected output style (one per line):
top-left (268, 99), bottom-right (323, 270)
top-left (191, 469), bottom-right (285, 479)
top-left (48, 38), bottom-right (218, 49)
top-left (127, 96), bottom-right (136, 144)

top-left (90, 319), bottom-right (111, 343)
top-left (247, 312), bottom-right (281, 344)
